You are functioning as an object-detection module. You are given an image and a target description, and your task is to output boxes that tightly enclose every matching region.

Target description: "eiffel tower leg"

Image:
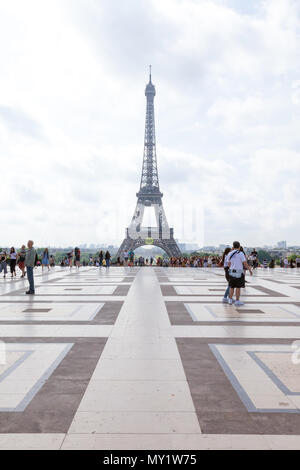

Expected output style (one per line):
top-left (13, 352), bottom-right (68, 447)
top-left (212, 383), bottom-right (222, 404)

top-left (155, 239), bottom-right (182, 258)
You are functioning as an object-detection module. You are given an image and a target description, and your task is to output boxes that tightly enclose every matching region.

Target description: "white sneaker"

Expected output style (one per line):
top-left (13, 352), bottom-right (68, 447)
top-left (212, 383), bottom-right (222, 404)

top-left (235, 300), bottom-right (244, 306)
top-left (228, 298), bottom-right (233, 305)
top-left (222, 298), bottom-right (228, 303)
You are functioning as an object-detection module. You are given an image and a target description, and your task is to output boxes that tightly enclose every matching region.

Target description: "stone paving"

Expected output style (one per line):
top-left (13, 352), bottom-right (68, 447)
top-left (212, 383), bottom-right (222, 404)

top-left (0, 265), bottom-right (300, 449)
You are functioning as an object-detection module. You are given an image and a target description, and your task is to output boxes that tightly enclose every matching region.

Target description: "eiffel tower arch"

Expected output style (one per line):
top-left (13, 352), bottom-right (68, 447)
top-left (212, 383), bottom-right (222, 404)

top-left (116, 69), bottom-right (181, 259)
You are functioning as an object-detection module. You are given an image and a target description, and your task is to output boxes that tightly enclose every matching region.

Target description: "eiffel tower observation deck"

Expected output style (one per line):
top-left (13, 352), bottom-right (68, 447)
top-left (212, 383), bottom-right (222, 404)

top-left (116, 69), bottom-right (181, 259)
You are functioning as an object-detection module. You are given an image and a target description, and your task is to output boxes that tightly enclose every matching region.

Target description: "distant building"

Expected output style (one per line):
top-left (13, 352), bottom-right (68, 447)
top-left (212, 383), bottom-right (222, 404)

top-left (277, 241), bottom-right (287, 249)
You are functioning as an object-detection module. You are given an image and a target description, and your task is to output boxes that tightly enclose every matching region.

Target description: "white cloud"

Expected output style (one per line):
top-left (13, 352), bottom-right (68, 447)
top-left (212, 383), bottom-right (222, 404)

top-left (0, 0), bottom-right (299, 248)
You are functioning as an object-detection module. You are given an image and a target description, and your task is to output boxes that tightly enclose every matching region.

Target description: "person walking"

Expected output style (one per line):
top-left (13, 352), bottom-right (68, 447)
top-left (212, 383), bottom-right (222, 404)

top-left (129, 250), bottom-right (134, 267)
top-left (227, 241), bottom-right (252, 306)
top-left (99, 250), bottom-right (103, 268)
top-left (269, 259), bottom-right (275, 269)
top-left (74, 247), bottom-right (80, 269)
top-left (42, 248), bottom-right (50, 272)
top-left (250, 249), bottom-right (258, 269)
top-left (0, 251), bottom-right (7, 278)
top-left (105, 250), bottom-right (111, 268)
top-left (123, 250), bottom-right (129, 267)
top-left (25, 240), bottom-right (36, 294)
top-left (221, 247), bottom-right (231, 303)
top-left (9, 247), bottom-right (17, 278)
top-left (67, 250), bottom-right (73, 268)
top-left (49, 254), bottom-right (55, 268)
top-left (17, 245), bottom-right (26, 277)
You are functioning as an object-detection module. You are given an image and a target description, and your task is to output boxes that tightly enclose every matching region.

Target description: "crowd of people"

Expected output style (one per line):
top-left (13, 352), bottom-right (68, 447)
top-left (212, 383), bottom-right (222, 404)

top-left (0, 241), bottom-right (37, 294)
top-left (1, 245), bottom-right (30, 279)
top-left (59, 247), bottom-right (83, 268)
top-left (1, 241), bottom-right (300, 302)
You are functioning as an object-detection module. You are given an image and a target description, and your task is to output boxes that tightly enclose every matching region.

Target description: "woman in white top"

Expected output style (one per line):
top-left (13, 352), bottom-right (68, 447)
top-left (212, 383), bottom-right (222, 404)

top-left (10, 247), bottom-right (17, 278)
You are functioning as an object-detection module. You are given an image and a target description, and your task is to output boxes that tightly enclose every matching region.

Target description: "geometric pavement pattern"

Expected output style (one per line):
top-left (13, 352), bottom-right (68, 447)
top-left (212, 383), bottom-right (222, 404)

top-left (0, 265), bottom-right (300, 449)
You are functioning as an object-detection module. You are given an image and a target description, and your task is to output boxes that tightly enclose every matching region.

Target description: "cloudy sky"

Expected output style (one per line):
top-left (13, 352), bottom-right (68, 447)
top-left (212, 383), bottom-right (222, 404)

top-left (1, 0), bottom-right (300, 248)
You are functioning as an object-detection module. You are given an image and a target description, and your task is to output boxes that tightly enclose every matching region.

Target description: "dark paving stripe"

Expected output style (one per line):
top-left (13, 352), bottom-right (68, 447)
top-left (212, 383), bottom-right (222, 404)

top-left (165, 301), bottom-right (193, 325)
top-left (0, 301), bottom-right (123, 325)
top-left (93, 301), bottom-right (123, 324)
top-left (0, 338), bottom-right (107, 433)
top-left (114, 285), bottom-right (130, 296)
top-left (176, 338), bottom-right (300, 435)
top-left (251, 286), bottom-right (287, 297)
top-left (23, 308), bottom-right (52, 313)
top-left (63, 288), bottom-right (82, 291)
top-left (236, 309), bottom-right (264, 314)
top-left (160, 285), bottom-right (177, 296)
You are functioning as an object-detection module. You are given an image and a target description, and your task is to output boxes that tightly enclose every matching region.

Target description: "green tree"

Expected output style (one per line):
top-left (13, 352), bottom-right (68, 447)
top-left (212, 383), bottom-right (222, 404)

top-left (257, 250), bottom-right (272, 264)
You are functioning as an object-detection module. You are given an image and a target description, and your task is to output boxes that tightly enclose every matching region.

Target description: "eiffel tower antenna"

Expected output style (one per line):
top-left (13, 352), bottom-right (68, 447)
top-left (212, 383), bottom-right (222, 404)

top-left (116, 71), bottom-right (181, 259)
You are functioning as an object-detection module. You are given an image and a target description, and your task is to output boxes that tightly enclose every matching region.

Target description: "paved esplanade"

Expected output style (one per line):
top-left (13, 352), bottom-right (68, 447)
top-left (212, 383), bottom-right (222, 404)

top-left (0, 266), bottom-right (300, 449)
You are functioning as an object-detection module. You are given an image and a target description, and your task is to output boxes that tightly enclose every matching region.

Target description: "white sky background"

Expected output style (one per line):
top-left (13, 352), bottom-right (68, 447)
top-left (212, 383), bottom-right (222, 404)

top-left (0, 0), bottom-right (300, 248)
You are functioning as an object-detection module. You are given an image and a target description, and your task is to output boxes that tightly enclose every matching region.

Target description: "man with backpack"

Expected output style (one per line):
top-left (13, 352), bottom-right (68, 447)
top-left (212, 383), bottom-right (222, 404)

top-left (227, 241), bottom-right (252, 306)
top-left (25, 240), bottom-right (36, 295)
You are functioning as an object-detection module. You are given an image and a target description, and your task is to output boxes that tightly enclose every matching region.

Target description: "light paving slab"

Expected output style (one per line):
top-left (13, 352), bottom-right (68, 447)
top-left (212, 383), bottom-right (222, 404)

top-left (68, 411), bottom-right (201, 434)
top-left (0, 266), bottom-right (300, 448)
top-left (0, 433), bottom-right (65, 450)
top-left (67, 268), bottom-right (201, 436)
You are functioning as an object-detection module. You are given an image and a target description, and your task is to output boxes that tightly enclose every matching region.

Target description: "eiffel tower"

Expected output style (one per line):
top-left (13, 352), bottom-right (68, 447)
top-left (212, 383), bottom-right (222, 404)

top-left (117, 68), bottom-right (181, 259)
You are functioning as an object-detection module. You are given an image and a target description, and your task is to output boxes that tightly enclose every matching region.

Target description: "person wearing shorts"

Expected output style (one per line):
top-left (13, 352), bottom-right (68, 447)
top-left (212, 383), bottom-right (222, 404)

top-left (17, 245), bottom-right (26, 277)
top-left (227, 241), bottom-right (252, 307)
top-left (9, 247), bottom-right (17, 278)
top-left (123, 250), bottom-right (129, 267)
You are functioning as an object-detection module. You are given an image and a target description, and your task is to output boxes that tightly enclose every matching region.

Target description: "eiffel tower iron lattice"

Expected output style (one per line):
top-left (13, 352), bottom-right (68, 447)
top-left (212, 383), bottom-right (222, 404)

top-left (116, 70), bottom-right (181, 259)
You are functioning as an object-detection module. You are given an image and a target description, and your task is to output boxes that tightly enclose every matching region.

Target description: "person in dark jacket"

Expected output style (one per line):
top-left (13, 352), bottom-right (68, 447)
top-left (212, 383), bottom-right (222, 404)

top-left (105, 251), bottom-right (111, 268)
